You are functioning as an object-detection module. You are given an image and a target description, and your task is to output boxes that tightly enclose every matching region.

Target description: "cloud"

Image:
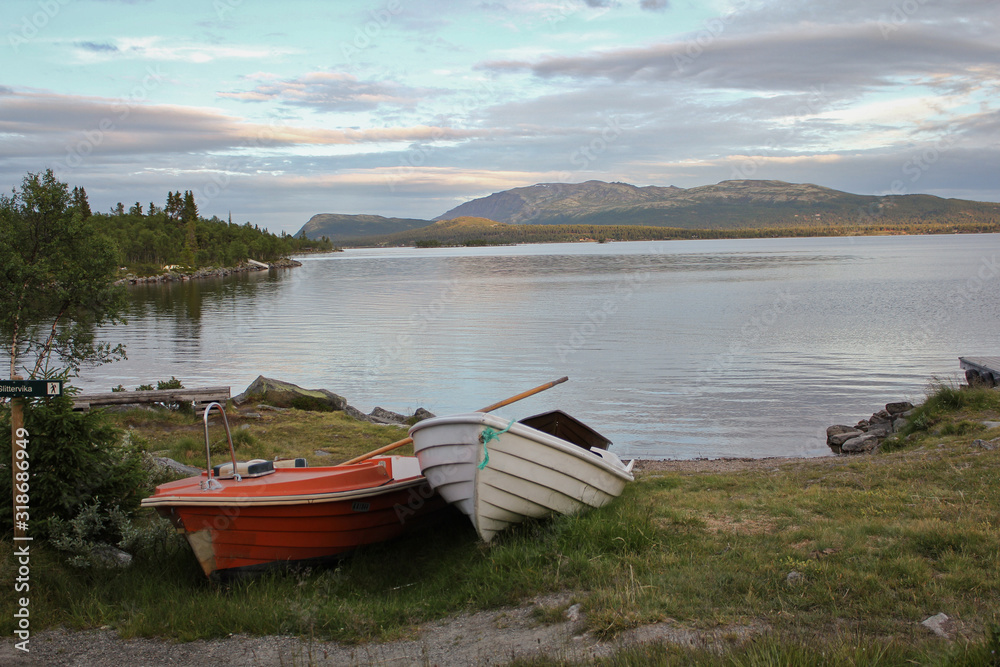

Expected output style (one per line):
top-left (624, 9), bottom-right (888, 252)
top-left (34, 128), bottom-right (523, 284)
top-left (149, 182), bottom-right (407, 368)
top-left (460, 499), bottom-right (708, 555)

top-left (0, 89), bottom-right (491, 163)
top-left (481, 23), bottom-right (1000, 94)
top-left (639, 0), bottom-right (668, 10)
top-left (220, 71), bottom-right (431, 112)
top-left (75, 41), bottom-right (119, 53)
top-left (70, 36), bottom-right (295, 64)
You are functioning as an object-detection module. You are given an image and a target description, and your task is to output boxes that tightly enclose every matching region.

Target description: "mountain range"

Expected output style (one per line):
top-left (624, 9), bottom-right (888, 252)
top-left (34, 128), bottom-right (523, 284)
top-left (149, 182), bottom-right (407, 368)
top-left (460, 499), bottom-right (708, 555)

top-left (295, 179), bottom-right (1000, 243)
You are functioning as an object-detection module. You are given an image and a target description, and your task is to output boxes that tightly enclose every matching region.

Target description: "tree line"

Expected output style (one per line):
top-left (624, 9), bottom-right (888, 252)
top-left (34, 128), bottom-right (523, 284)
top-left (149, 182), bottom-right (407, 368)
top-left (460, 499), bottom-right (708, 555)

top-left (67, 180), bottom-right (333, 273)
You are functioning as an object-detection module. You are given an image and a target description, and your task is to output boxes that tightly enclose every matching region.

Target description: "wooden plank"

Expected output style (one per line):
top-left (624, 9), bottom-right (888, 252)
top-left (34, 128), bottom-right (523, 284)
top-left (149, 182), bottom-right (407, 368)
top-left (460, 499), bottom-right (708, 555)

top-left (960, 357), bottom-right (1000, 372)
top-left (72, 386), bottom-right (230, 410)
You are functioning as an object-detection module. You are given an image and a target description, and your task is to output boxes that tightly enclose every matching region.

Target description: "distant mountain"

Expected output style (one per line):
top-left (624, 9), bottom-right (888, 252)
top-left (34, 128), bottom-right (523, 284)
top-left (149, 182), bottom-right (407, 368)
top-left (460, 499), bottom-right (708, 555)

top-left (434, 179), bottom-right (1000, 229)
top-left (297, 179), bottom-right (1000, 243)
top-left (296, 213), bottom-right (430, 241)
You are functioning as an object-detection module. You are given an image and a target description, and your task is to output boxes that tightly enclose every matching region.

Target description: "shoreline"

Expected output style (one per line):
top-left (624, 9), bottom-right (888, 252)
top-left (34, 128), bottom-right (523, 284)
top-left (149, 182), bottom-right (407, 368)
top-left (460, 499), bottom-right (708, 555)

top-left (114, 257), bottom-right (302, 286)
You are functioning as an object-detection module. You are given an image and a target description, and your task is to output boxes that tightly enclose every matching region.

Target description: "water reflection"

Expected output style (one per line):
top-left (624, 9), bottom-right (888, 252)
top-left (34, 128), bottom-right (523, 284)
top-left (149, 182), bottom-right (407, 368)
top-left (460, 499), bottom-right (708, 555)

top-left (87, 235), bottom-right (1000, 460)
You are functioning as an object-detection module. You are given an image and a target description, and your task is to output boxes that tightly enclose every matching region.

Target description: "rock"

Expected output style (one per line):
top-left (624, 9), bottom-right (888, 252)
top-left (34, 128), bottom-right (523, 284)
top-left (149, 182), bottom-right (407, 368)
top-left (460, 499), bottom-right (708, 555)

top-left (865, 422), bottom-right (893, 439)
top-left (233, 376), bottom-right (347, 412)
top-left (344, 404), bottom-right (374, 422)
top-left (785, 571), bottom-right (805, 586)
top-left (885, 401), bottom-right (914, 415)
top-left (828, 428), bottom-right (864, 447)
top-left (370, 407), bottom-right (408, 425)
top-left (91, 545), bottom-right (133, 569)
top-left (826, 425), bottom-right (858, 438)
top-left (841, 434), bottom-right (881, 454)
top-left (869, 409), bottom-right (892, 424)
top-left (565, 603), bottom-right (583, 623)
top-left (153, 456), bottom-right (203, 477)
top-left (972, 438), bottom-right (999, 451)
top-left (855, 419), bottom-right (870, 431)
top-left (413, 407), bottom-right (436, 422)
top-left (892, 418), bottom-right (907, 432)
top-left (920, 613), bottom-right (953, 639)
top-left (981, 421), bottom-right (1000, 430)
top-left (314, 449), bottom-right (332, 457)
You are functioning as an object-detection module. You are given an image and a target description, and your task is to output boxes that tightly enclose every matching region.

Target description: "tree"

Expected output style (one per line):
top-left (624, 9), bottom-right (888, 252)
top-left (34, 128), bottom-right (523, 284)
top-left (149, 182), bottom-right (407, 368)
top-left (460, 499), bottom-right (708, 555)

top-left (0, 170), bottom-right (128, 379)
top-left (182, 190), bottom-right (199, 266)
top-left (71, 186), bottom-right (91, 219)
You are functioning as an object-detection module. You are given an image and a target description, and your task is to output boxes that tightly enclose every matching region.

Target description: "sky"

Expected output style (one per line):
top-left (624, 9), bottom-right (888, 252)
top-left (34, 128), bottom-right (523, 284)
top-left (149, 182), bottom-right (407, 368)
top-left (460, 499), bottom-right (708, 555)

top-left (2, 0), bottom-right (998, 235)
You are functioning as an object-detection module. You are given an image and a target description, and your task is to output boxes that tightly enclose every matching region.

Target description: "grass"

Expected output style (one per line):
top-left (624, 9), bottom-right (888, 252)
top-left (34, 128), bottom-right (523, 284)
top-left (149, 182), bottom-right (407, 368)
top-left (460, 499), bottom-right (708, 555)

top-left (114, 402), bottom-right (413, 467)
top-left (2, 385), bottom-right (1000, 664)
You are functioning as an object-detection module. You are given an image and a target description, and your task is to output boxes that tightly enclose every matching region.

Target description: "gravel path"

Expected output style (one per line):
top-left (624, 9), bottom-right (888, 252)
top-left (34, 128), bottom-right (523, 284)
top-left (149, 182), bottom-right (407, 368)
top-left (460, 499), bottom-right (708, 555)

top-left (0, 595), bottom-right (765, 666)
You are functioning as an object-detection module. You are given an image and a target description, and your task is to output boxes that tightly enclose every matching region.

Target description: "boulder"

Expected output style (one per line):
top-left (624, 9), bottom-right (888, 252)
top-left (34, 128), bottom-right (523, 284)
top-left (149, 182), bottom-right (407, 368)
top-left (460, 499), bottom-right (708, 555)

top-left (865, 422), bottom-right (893, 439)
top-left (841, 434), bottom-right (881, 454)
top-left (233, 376), bottom-right (347, 412)
top-left (828, 428), bottom-right (864, 447)
top-left (826, 425), bottom-right (857, 438)
top-left (885, 401), bottom-right (914, 415)
top-left (370, 406), bottom-right (408, 425)
top-left (153, 456), bottom-right (203, 477)
top-left (413, 407), bottom-right (436, 422)
top-left (868, 409), bottom-right (892, 424)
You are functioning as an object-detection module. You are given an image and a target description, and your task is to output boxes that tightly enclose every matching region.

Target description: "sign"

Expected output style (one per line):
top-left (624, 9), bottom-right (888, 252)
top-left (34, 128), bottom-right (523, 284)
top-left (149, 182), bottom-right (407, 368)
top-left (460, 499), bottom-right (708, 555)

top-left (0, 380), bottom-right (63, 398)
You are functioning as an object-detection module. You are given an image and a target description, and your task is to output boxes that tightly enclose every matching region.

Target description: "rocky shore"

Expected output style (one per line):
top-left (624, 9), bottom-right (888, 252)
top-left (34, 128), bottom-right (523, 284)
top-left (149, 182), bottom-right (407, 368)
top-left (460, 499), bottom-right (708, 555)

top-left (826, 400), bottom-right (915, 454)
top-left (115, 258), bottom-right (302, 285)
top-left (232, 375), bottom-right (434, 426)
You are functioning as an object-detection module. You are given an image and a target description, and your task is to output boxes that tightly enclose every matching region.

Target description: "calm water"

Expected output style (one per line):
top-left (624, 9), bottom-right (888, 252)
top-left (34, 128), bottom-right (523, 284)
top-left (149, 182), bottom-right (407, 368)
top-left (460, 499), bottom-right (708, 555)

top-left (82, 234), bottom-right (1000, 460)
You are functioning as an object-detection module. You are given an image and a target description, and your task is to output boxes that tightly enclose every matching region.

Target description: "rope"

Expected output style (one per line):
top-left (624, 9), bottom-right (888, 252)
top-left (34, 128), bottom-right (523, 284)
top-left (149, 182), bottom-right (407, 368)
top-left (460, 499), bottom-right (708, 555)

top-left (478, 419), bottom-right (515, 470)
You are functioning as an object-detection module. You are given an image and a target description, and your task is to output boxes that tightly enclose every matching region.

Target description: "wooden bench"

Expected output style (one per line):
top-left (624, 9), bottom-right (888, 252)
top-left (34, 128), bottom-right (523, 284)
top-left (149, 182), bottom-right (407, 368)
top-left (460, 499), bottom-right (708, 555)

top-left (72, 386), bottom-right (231, 411)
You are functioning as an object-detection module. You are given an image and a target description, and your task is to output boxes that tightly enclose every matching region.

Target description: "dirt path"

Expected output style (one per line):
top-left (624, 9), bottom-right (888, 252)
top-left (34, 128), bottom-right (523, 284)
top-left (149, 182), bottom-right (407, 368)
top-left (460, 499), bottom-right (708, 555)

top-left (0, 595), bottom-right (765, 666)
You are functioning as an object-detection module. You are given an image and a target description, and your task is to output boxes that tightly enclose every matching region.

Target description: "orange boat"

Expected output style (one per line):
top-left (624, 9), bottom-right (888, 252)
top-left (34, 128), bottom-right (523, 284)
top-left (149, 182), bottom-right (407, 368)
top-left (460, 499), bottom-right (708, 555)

top-left (141, 404), bottom-right (445, 578)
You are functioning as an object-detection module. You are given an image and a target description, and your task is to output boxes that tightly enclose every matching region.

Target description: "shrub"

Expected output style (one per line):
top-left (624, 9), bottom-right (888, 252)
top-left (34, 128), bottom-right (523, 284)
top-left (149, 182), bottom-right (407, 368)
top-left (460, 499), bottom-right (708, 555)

top-left (0, 395), bottom-right (152, 539)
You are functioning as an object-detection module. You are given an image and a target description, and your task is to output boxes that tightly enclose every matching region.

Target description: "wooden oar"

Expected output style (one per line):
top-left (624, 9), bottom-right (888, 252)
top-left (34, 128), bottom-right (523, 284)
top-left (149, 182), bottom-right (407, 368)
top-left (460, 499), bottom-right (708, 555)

top-left (339, 376), bottom-right (569, 465)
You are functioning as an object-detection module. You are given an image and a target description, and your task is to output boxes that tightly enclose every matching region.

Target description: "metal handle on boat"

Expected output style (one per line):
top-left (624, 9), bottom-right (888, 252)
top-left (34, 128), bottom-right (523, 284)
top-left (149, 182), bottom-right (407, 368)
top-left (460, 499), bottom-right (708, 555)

top-left (202, 401), bottom-right (239, 489)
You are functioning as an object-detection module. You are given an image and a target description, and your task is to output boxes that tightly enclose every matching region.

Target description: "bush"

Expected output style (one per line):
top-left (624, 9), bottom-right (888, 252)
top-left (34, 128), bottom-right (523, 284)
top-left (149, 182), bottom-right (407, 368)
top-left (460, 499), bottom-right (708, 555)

top-left (0, 395), bottom-right (152, 539)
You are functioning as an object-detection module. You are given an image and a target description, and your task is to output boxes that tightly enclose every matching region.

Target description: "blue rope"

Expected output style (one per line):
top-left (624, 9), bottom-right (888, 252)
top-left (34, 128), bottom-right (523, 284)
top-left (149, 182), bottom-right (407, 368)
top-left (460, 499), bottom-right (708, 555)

top-left (478, 419), bottom-right (515, 470)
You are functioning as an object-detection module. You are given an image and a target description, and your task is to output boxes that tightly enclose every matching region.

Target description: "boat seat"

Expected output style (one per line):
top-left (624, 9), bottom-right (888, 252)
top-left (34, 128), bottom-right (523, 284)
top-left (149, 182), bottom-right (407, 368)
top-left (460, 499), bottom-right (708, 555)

top-left (273, 458), bottom-right (308, 468)
top-left (212, 459), bottom-right (275, 479)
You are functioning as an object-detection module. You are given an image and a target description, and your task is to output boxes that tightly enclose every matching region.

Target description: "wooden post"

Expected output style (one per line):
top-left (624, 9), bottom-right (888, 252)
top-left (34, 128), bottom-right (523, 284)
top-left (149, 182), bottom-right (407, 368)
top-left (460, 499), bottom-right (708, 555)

top-left (10, 375), bottom-right (25, 541)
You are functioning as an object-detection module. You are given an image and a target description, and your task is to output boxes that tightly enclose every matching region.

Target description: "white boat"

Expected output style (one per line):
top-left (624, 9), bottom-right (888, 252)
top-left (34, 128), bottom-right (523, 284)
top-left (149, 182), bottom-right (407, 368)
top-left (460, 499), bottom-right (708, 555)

top-left (408, 411), bottom-right (634, 542)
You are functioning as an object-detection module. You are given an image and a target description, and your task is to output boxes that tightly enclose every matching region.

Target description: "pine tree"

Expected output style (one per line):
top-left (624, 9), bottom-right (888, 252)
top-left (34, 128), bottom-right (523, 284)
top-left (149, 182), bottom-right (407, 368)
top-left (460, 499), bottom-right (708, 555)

top-left (71, 186), bottom-right (92, 219)
top-left (181, 190), bottom-right (199, 266)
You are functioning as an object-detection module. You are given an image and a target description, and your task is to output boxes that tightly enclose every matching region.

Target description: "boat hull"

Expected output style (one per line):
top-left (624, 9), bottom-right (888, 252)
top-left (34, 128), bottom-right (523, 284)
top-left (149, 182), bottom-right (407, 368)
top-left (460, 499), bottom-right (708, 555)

top-left (141, 456), bottom-right (445, 577)
top-left (409, 413), bottom-right (633, 542)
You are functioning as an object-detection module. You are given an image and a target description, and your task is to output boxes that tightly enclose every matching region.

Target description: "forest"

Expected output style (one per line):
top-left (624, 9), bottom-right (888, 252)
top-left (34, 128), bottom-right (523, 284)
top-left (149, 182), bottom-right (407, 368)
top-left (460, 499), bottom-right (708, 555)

top-left (75, 187), bottom-right (333, 274)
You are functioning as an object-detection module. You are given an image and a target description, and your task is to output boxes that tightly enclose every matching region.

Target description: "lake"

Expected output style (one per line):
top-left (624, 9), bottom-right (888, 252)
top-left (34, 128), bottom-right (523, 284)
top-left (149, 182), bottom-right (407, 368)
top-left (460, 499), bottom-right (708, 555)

top-left (82, 234), bottom-right (1000, 460)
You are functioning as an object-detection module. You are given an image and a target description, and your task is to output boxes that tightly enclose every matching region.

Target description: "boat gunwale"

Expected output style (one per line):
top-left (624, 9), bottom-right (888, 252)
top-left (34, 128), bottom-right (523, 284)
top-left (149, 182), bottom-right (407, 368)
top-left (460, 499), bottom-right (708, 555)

top-left (409, 412), bottom-right (634, 482)
top-left (140, 474), bottom-right (429, 508)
